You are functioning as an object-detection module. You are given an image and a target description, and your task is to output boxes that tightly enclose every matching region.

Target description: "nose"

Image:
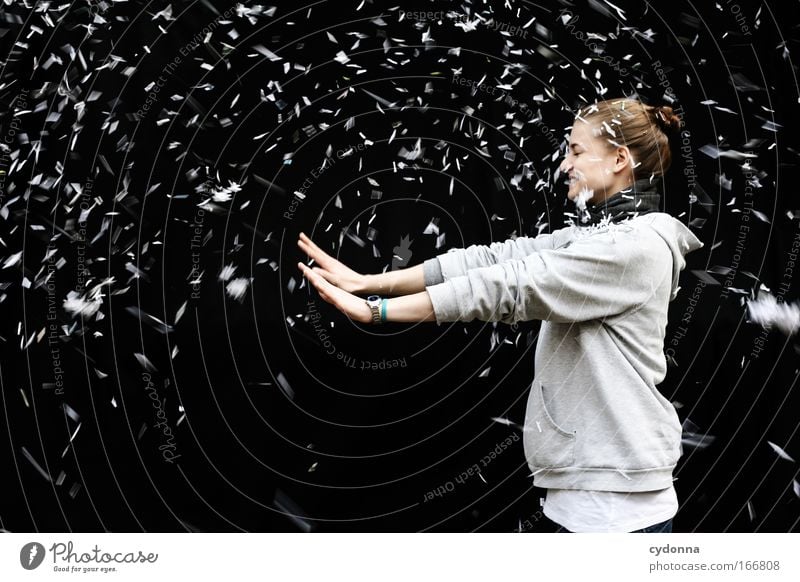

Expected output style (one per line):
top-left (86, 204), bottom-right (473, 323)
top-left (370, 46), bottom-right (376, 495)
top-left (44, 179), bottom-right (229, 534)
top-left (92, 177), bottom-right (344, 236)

top-left (559, 157), bottom-right (572, 173)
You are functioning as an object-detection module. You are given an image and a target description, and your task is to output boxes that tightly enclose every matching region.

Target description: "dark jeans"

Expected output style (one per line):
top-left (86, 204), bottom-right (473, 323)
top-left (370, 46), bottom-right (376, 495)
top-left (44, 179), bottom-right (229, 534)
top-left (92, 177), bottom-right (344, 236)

top-left (554, 518), bottom-right (673, 533)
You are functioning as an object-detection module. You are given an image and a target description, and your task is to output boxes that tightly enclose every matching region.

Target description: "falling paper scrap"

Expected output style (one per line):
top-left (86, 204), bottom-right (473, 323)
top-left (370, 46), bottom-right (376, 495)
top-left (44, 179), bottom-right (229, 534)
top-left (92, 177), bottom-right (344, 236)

top-left (490, 417), bottom-right (527, 431)
top-left (273, 489), bottom-right (313, 532)
top-left (574, 186), bottom-right (594, 224)
top-left (746, 294), bottom-right (800, 336)
top-left (21, 447), bottom-right (51, 482)
top-left (276, 372), bottom-right (295, 400)
top-left (225, 278), bottom-right (250, 301)
top-left (681, 418), bottom-right (716, 450)
top-left (766, 440), bottom-right (796, 463)
top-left (124, 306), bottom-right (174, 334)
top-left (134, 352), bottom-right (157, 373)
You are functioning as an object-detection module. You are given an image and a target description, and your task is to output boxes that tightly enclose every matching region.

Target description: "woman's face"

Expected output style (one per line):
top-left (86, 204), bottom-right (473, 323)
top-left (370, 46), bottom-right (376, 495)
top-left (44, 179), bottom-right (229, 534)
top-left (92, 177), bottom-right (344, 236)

top-left (560, 120), bottom-right (629, 204)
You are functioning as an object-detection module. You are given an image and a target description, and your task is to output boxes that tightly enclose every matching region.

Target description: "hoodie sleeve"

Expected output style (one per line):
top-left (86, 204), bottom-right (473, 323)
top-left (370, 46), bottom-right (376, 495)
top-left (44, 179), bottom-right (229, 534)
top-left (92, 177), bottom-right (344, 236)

top-left (425, 230), bottom-right (669, 325)
top-left (422, 229), bottom-right (568, 286)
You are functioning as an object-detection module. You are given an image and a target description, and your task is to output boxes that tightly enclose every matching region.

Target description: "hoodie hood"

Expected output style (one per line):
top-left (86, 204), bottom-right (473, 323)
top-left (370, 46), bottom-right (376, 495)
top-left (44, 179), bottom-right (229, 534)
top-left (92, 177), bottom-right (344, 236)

top-left (644, 213), bottom-right (704, 301)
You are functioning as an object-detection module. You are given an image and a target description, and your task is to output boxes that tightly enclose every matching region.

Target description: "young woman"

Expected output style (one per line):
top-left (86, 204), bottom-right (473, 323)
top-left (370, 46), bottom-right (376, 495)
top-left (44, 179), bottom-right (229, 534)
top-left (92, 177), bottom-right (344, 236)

top-left (296, 97), bottom-right (704, 533)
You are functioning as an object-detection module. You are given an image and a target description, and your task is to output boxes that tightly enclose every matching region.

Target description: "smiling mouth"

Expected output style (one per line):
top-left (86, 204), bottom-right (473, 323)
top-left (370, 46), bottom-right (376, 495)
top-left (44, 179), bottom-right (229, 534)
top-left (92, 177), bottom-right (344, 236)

top-left (566, 171), bottom-right (585, 186)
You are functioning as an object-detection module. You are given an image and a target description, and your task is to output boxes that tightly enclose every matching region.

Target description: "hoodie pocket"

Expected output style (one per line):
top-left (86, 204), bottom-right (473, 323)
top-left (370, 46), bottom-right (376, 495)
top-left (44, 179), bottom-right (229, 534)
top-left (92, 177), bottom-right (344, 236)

top-left (525, 381), bottom-right (576, 469)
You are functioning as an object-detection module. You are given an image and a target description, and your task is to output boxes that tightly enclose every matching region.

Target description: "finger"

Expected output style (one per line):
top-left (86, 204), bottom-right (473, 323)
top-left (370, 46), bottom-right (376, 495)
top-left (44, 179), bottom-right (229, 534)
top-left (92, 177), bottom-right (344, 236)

top-left (299, 232), bottom-right (317, 246)
top-left (303, 264), bottom-right (332, 293)
top-left (298, 262), bottom-right (318, 284)
top-left (299, 232), bottom-right (322, 252)
top-left (298, 239), bottom-right (332, 269)
top-left (300, 234), bottom-right (332, 264)
top-left (312, 266), bottom-right (336, 284)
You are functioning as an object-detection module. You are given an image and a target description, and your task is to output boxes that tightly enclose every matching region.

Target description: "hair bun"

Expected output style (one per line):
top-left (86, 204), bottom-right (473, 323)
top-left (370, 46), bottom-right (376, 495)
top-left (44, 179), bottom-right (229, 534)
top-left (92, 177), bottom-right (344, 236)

top-left (652, 105), bottom-right (682, 135)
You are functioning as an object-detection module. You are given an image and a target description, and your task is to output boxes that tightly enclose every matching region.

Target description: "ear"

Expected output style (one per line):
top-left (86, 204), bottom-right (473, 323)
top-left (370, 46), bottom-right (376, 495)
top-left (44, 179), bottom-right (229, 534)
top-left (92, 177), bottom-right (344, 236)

top-left (612, 145), bottom-right (631, 175)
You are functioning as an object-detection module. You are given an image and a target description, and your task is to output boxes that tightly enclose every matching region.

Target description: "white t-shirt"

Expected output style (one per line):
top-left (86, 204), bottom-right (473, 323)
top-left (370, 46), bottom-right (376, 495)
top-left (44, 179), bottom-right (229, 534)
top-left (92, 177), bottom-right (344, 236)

top-left (543, 485), bottom-right (678, 532)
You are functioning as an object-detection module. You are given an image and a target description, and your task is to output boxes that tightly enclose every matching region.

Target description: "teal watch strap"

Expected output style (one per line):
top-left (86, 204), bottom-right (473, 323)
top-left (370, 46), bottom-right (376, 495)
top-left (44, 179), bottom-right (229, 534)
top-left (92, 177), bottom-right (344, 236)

top-left (380, 298), bottom-right (387, 323)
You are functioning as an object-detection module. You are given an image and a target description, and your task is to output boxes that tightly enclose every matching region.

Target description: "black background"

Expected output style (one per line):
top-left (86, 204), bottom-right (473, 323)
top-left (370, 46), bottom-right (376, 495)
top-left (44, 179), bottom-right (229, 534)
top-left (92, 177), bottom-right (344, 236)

top-left (0, 0), bottom-right (799, 532)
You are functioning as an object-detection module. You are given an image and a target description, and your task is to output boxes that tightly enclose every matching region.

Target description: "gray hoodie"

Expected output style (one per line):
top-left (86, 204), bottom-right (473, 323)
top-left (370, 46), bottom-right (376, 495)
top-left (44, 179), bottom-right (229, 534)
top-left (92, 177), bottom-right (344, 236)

top-left (423, 213), bottom-right (704, 491)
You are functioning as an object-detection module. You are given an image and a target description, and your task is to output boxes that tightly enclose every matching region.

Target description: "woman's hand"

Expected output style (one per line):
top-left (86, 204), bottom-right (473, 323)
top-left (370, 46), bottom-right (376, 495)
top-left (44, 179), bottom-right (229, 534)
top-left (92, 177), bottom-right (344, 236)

top-left (297, 262), bottom-right (372, 324)
top-left (297, 232), bottom-right (366, 294)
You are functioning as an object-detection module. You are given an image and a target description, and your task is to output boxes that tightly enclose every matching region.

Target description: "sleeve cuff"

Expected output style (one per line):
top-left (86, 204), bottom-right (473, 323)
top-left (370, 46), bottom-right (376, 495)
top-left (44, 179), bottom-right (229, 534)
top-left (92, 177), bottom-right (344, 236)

top-left (423, 257), bottom-right (444, 286)
top-left (425, 280), bottom-right (463, 325)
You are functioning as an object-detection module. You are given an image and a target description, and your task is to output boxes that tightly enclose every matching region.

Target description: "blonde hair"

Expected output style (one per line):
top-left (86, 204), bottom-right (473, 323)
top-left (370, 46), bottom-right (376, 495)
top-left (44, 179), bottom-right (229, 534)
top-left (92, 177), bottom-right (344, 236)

top-left (576, 98), bottom-right (682, 179)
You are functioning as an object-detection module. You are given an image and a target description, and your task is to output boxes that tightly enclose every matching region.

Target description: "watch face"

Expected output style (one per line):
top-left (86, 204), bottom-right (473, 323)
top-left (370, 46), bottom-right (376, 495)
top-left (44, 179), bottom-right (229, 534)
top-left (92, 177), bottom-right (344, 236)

top-left (367, 295), bottom-right (380, 303)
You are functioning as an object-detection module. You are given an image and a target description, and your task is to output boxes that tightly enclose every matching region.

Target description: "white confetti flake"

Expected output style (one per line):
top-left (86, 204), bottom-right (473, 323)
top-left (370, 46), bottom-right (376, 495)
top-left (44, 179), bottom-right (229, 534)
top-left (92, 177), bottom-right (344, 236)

top-left (21, 447), bottom-right (51, 481)
top-left (218, 264), bottom-right (237, 281)
top-left (63, 294), bottom-right (102, 318)
top-left (276, 372), bottom-right (295, 400)
top-left (766, 440), bottom-right (796, 462)
top-left (423, 220), bottom-right (440, 235)
top-left (175, 301), bottom-right (187, 323)
top-left (750, 209), bottom-right (770, 224)
top-left (253, 44), bottom-right (281, 61)
top-left (747, 294), bottom-right (800, 336)
top-left (134, 352), bottom-right (157, 373)
top-left (226, 277), bottom-right (250, 301)
top-left (2, 251), bottom-right (23, 269)
top-left (574, 186), bottom-right (594, 224)
top-left (747, 500), bottom-right (756, 521)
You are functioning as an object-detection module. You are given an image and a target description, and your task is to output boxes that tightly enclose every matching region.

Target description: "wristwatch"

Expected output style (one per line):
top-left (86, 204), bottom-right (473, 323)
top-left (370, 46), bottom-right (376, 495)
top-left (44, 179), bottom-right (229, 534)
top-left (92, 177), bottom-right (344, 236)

top-left (365, 295), bottom-right (382, 324)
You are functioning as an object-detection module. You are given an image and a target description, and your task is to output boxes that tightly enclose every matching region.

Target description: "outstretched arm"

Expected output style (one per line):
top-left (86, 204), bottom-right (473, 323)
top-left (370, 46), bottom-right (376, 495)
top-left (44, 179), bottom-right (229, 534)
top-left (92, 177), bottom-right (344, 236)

top-left (298, 262), bottom-right (436, 322)
top-left (297, 232), bottom-right (426, 295)
top-left (298, 228), bottom-right (654, 327)
top-left (297, 229), bottom-right (566, 296)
